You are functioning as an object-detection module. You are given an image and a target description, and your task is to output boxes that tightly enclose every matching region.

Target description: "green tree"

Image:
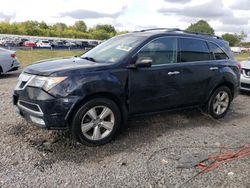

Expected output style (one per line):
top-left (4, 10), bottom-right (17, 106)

top-left (89, 29), bottom-right (111, 40)
top-left (95, 24), bottom-right (116, 34)
top-left (222, 31), bottom-right (247, 47)
top-left (53, 23), bottom-right (68, 32)
top-left (39, 21), bottom-right (49, 29)
top-left (73, 20), bottom-right (87, 32)
top-left (238, 31), bottom-right (247, 42)
top-left (186, 20), bottom-right (215, 35)
top-left (222, 33), bottom-right (240, 46)
top-left (0, 20), bottom-right (123, 40)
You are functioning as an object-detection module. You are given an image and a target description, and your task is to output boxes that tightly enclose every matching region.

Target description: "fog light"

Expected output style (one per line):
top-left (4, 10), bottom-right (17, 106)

top-left (30, 116), bottom-right (45, 125)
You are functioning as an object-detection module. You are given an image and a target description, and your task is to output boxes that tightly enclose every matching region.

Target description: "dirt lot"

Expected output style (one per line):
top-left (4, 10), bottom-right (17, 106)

top-left (1, 71), bottom-right (250, 188)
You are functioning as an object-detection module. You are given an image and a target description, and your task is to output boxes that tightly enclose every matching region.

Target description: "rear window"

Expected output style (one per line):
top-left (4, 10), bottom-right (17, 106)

top-left (208, 42), bottom-right (229, 60)
top-left (178, 38), bottom-right (211, 62)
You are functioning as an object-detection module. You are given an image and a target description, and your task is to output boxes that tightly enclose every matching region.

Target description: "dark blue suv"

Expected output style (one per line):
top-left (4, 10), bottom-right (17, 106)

top-left (13, 29), bottom-right (240, 146)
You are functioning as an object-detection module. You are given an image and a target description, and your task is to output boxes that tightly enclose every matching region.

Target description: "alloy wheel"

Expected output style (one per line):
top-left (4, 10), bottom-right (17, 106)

top-left (81, 106), bottom-right (115, 141)
top-left (213, 91), bottom-right (229, 115)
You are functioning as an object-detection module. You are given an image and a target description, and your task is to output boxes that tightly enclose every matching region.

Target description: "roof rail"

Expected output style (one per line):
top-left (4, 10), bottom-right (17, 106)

top-left (133, 28), bottom-right (181, 32)
top-left (134, 28), bottom-right (223, 40)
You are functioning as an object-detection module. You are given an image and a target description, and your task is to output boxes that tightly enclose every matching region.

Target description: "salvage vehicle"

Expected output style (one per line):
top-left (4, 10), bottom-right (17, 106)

top-left (0, 47), bottom-right (20, 74)
top-left (13, 28), bottom-right (240, 146)
top-left (240, 57), bottom-right (250, 91)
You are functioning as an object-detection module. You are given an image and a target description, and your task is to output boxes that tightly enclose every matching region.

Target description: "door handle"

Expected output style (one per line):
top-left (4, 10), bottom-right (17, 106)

top-left (209, 67), bottom-right (219, 71)
top-left (168, 71), bottom-right (180, 76)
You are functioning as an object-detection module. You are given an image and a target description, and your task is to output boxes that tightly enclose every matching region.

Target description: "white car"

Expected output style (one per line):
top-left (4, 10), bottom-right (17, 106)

top-left (0, 47), bottom-right (20, 74)
top-left (36, 40), bottom-right (51, 48)
top-left (240, 58), bottom-right (250, 91)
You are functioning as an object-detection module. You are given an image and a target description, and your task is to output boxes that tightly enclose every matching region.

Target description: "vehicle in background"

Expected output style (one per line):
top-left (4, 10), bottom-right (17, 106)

top-left (88, 41), bottom-right (98, 48)
top-left (20, 39), bottom-right (29, 46)
top-left (240, 57), bottom-right (250, 91)
top-left (51, 41), bottom-right (66, 48)
top-left (65, 41), bottom-right (77, 47)
top-left (24, 41), bottom-right (36, 47)
top-left (36, 40), bottom-right (51, 48)
top-left (240, 47), bottom-right (250, 53)
top-left (0, 47), bottom-right (20, 74)
top-left (13, 28), bottom-right (240, 146)
top-left (231, 47), bottom-right (242, 54)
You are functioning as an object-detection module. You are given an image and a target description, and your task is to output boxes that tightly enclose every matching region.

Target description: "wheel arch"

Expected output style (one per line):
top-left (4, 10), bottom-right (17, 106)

top-left (66, 92), bottom-right (128, 126)
top-left (207, 81), bottom-right (235, 102)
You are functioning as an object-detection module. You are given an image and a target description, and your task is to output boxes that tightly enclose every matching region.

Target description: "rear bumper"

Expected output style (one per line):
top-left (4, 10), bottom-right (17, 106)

top-left (13, 88), bottom-right (79, 130)
top-left (7, 59), bottom-right (20, 72)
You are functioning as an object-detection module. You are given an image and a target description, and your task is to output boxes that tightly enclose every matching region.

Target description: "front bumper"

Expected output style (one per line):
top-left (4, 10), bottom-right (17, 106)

top-left (13, 87), bottom-right (79, 130)
top-left (240, 74), bottom-right (250, 91)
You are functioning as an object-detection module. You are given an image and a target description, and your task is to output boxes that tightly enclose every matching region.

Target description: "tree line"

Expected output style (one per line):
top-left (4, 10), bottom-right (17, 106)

top-left (0, 20), bottom-right (124, 40)
top-left (186, 20), bottom-right (248, 47)
top-left (0, 19), bottom-right (247, 46)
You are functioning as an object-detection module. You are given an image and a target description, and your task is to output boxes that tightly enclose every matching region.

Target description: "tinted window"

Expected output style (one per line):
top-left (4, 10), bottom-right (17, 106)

top-left (209, 42), bottom-right (229, 60)
top-left (137, 37), bottom-right (177, 65)
top-left (179, 38), bottom-right (211, 62)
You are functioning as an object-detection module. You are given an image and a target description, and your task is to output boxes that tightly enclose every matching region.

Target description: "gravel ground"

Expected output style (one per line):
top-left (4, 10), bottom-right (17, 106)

top-left (1, 71), bottom-right (250, 188)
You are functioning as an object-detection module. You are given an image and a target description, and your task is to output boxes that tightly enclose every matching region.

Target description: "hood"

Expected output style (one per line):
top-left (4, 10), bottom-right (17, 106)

top-left (240, 60), bottom-right (250, 69)
top-left (24, 57), bottom-right (110, 76)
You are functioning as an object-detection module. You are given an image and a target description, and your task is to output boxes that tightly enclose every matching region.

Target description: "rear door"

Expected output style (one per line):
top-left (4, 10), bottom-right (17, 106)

top-left (177, 38), bottom-right (224, 105)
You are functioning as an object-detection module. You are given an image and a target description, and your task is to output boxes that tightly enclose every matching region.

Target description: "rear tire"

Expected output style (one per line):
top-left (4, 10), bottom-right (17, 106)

top-left (71, 98), bottom-right (121, 146)
top-left (207, 86), bottom-right (232, 119)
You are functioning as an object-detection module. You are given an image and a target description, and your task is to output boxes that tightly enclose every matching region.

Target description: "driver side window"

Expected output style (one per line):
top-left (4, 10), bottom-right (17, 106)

top-left (137, 37), bottom-right (177, 65)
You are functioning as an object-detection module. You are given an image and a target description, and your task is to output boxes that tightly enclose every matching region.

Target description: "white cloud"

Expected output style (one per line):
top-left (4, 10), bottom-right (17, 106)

top-left (0, 0), bottom-right (249, 40)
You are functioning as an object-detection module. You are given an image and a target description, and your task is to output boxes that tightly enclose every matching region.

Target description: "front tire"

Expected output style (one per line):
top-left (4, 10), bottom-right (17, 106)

top-left (207, 86), bottom-right (232, 119)
top-left (71, 98), bottom-right (121, 146)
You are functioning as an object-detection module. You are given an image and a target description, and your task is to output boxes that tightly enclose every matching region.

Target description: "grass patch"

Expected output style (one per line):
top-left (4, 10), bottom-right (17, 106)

top-left (235, 53), bottom-right (250, 62)
top-left (16, 49), bottom-right (84, 67)
top-left (16, 50), bottom-right (250, 68)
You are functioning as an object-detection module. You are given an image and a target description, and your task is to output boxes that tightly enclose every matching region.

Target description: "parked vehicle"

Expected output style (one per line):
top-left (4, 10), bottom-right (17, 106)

top-left (88, 41), bottom-right (98, 47)
top-left (13, 28), bottom-right (240, 146)
top-left (36, 40), bottom-right (51, 48)
top-left (0, 47), bottom-right (20, 74)
top-left (240, 47), bottom-right (250, 53)
top-left (24, 41), bottom-right (36, 47)
top-left (231, 47), bottom-right (241, 54)
top-left (240, 57), bottom-right (250, 91)
top-left (65, 41), bottom-right (77, 47)
top-left (51, 41), bottom-right (66, 48)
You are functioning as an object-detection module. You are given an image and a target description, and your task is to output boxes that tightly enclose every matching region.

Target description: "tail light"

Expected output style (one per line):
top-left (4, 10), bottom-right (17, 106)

top-left (11, 53), bottom-right (16, 58)
top-left (237, 62), bottom-right (241, 71)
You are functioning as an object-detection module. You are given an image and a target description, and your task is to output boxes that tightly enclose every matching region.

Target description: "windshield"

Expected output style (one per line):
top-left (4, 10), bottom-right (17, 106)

top-left (81, 35), bottom-right (144, 63)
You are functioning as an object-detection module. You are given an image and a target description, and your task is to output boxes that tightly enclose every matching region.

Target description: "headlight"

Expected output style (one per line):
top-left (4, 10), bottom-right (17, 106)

top-left (28, 76), bottom-right (67, 91)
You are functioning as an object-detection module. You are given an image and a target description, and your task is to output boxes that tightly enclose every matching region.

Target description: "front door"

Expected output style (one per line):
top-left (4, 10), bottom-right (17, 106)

top-left (128, 37), bottom-right (185, 114)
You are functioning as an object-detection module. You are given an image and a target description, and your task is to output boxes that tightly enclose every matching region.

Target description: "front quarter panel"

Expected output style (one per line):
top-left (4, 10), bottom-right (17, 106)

top-left (49, 69), bottom-right (128, 101)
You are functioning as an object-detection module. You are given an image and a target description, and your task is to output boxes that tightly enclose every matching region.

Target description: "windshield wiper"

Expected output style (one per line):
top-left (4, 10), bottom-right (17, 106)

top-left (81, 56), bottom-right (96, 62)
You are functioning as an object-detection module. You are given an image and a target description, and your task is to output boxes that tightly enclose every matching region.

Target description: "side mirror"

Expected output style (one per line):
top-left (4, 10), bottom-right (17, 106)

top-left (135, 57), bottom-right (152, 68)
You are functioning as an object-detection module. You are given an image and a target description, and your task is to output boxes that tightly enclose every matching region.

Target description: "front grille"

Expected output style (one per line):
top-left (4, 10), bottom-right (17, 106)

top-left (241, 83), bottom-right (250, 89)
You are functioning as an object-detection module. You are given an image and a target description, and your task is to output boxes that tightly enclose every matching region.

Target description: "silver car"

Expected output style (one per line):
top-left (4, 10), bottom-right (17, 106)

top-left (0, 47), bottom-right (20, 74)
top-left (240, 57), bottom-right (250, 91)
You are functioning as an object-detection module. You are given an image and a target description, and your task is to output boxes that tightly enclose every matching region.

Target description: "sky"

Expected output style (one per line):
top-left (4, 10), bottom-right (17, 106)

top-left (0, 0), bottom-right (250, 40)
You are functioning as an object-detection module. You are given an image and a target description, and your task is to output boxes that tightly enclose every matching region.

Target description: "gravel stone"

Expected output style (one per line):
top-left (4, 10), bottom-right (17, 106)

top-left (1, 71), bottom-right (250, 187)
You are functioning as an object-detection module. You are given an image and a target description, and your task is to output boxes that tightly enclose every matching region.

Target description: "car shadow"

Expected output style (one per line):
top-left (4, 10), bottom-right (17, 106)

top-left (14, 106), bottom-right (247, 165)
top-left (240, 90), bottom-right (250, 96)
top-left (0, 71), bottom-right (21, 79)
